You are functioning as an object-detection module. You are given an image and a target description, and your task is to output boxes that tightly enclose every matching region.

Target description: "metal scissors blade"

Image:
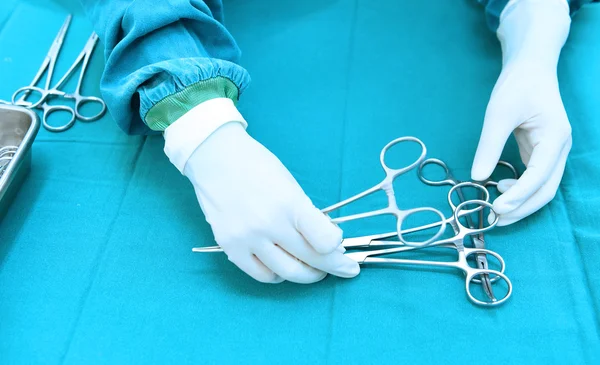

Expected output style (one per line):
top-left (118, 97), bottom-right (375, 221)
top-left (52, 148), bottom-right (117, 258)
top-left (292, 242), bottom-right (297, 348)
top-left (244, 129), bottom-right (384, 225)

top-left (32, 15), bottom-right (72, 91)
top-left (14, 15), bottom-right (72, 106)
top-left (48, 32), bottom-right (106, 127)
top-left (52, 32), bottom-right (99, 92)
top-left (192, 246), bottom-right (225, 253)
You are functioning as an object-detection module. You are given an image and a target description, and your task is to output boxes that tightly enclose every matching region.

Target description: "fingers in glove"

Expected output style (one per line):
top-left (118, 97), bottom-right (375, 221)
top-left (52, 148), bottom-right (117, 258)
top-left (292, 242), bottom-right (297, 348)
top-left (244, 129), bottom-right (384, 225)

top-left (492, 139), bottom-right (567, 215)
top-left (497, 178), bottom-right (518, 193)
top-left (490, 141), bottom-right (570, 226)
top-left (276, 231), bottom-right (360, 278)
top-left (228, 253), bottom-right (285, 284)
top-left (295, 204), bottom-right (343, 254)
top-left (254, 243), bottom-right (328, 284)
top-left (471, 104), bottom-right (515, 181)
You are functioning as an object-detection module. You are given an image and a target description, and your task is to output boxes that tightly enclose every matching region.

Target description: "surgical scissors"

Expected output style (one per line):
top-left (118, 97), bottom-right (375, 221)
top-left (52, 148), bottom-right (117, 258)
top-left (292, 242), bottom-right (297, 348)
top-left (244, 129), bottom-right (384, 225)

top-left (343, 198), bottom-right (512, 306)
top-left (11, 16), bottom-right (106, 132)
top-left (193, 181), bottom-right (488, 252)
top-left (194, 183), bottom-right (512, 306)
top-left (321, 137), bottom-right (447, 247)
top-left (417, 159), bottom-right (518, 300)
top-left (9, 16), bottom-right (71, 108)
top-left (0, 146), bottom-right (18, 177)
top-left (198, 137), bottom-right (446, 247)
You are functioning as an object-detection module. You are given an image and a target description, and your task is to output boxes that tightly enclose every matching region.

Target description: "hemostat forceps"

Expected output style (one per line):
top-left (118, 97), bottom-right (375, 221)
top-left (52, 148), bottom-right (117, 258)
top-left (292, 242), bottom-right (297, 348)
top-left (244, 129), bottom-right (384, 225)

top-left (342, 198), bottom-right (512, 306)
top-left (321, 137), bottom-right (447, 247)
top-left (10, 15), bottom-right (106, 132)
top-left (417, 158), bottom-right (518, 301)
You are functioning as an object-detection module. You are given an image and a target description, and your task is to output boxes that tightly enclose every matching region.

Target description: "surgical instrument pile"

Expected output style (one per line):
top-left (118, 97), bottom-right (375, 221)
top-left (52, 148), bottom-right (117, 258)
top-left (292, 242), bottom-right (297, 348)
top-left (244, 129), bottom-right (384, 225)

top-left (0, 146), bottom-right (18, 178)
top-left (192, 136), bottom-right (519, 307)
top-left (0, 104), bottom-right (40, 218)
top-left (0, 15), bottom-right (106, 132)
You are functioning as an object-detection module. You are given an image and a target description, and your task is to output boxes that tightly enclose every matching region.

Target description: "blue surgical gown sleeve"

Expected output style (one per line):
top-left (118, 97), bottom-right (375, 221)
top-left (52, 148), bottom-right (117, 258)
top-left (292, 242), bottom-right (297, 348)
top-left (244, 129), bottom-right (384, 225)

top-left (79, 0), bottom-right (251, 135)
top-left (478, 0), bottom-right (600, 31)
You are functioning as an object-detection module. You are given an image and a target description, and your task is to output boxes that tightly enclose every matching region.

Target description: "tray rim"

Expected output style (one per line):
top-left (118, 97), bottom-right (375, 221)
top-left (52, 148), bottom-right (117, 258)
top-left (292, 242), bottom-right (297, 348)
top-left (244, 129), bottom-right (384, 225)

top-left (0, 104), bottom-right (40, 195)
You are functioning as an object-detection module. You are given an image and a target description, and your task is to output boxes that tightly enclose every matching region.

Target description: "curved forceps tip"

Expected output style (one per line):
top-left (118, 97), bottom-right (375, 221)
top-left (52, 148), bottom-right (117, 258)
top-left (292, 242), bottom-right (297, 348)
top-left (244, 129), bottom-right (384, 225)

top-left (466, 248), bottom-right (507, 284)
top-left (466, 269), bottom-right (513, 306)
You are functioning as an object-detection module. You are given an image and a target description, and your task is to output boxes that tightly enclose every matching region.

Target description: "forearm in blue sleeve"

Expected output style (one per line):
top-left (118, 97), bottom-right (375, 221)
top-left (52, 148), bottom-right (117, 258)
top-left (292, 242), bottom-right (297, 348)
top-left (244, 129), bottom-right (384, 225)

top-left (478, 0), bottom-right (600, 31)
top-left (80, 0), bottom-right (251, 134)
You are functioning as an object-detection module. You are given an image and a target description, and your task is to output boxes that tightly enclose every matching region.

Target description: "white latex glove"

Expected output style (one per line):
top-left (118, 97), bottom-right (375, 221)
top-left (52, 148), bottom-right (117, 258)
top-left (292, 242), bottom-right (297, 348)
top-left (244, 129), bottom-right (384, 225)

top-left (163, 98), bottom-right (360, 283)
top-left (471, 0), bottom-right (573, 226)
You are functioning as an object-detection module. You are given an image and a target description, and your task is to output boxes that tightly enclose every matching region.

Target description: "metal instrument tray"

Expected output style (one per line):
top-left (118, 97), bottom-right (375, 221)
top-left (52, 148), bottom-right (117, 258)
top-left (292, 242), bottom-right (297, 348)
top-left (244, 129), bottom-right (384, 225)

top-left (0, 104), bottom-right (40, 219)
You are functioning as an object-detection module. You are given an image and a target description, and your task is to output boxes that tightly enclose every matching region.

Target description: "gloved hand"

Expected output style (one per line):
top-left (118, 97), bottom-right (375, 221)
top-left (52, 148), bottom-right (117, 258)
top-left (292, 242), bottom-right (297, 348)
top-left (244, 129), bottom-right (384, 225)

top-left (471, 0), bottom-right (573, 226)
top-left (163, 98), bottom-right (360, 283)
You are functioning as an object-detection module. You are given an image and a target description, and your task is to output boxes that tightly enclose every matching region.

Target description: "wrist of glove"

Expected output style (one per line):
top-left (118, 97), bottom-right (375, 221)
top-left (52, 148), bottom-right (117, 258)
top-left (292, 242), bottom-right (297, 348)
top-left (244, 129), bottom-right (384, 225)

top-left (472, 0), bottom-right (573, 226)
top-left (498, 0), bottom-right (570, 69)
top-left (163, 99), bottom-right (360, 283)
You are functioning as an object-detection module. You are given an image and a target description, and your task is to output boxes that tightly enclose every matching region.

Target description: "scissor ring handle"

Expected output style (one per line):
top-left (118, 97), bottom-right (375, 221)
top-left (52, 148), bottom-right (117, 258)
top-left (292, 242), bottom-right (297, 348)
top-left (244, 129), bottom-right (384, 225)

top-left (417, 158), bottom-right (456, 186)
top-left (12, 86), bottom-right (46, 109)
top-left (43, 105), bottom-right (76, 133)
top-left (379, 136), bottom-right (427, 176)
top-left (466, 269), bottom-right (512, 306)
top-left (396, 206), bottom-right (447, 247)
top-left (465, 248), bottom-right (506, 283)
top-left (453, 199), bottom-right (498, 234)
top-left (448, 182), bottom-right (490, 214)
top-left (74, 95), bottom-right (107, 122)
top-left (497, 160), bottom-right (518, 178)
top-left (481, 160), bottom-right (519, 187)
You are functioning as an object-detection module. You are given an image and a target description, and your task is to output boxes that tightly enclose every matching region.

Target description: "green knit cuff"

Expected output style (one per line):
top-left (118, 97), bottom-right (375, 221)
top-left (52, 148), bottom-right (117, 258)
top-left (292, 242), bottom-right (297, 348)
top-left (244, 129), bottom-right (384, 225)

top-left (144, 76), bottom-right (240, 131)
